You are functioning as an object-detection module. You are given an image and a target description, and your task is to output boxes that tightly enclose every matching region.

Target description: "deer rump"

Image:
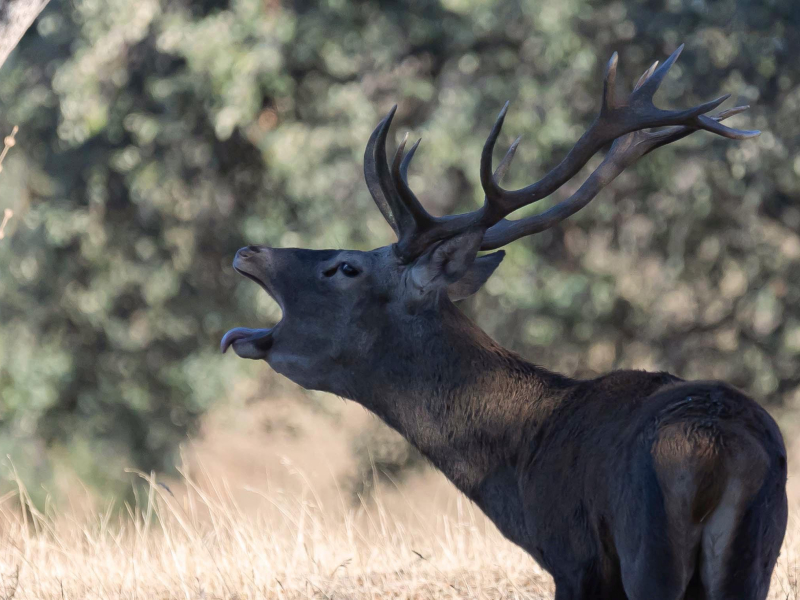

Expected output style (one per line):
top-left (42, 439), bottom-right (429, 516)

top-left (509, 377), bottom-right (787, 600)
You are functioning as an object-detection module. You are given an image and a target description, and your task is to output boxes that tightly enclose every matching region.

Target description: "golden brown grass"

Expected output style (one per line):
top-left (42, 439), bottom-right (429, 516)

top-left (0, 397), bottom-right (795, 599)
top-left (0, 461), bottom-right (798, 600)
top-left (0, 463), bottom-right (554, 599)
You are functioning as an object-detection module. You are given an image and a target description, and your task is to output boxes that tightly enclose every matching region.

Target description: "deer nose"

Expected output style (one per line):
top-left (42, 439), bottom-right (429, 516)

top-left (236, 245), bottom-right (265, 259)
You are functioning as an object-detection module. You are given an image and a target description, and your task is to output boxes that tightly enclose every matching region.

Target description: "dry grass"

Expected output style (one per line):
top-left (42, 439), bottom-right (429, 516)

top-left (0, 400), bottom-right (795, 599)
top-left (0, 463), bottom-right (553, 599)
top-left (0, 461), bottom-right (797, 600)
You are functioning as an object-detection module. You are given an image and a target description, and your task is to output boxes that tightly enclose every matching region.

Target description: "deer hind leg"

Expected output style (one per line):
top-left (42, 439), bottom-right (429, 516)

top-left (618, 419), bottom-right (733, 600)
top-left (619, 541), bottom-right (700, 600)
top-left (616, 454), bottom-right (704, 600)
top-left (699, 455), bottom-right (787, 600)
top-left (617, 516), bottom-right (702, 600)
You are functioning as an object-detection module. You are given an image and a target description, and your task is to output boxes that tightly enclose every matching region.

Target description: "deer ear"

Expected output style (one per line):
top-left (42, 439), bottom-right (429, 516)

top-left (447, 250), bottom-right (505, 301)
top-left (409, 229), bottom-right (485, 294)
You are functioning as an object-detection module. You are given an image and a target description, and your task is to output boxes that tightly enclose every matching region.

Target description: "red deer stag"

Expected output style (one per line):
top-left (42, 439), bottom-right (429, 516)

top-left (222, 46), bottom-right (787, 600)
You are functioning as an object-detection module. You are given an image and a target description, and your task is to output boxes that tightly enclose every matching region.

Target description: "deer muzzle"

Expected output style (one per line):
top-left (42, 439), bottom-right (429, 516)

top-left (222, 245), bottom-right (282, 360)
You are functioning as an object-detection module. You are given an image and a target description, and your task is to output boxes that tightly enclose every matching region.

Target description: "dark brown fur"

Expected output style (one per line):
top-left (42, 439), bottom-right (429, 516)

top-left (225, 246), bottom-right (788, 600)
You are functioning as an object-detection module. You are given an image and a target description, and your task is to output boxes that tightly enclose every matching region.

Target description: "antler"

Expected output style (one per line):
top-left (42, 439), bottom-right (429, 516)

top-left (481, 105), bottom-right (753, 249)
top-left (364, 45), bottom-right (758, 261)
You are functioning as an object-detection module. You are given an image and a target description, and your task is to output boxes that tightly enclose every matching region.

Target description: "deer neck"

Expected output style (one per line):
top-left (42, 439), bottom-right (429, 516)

top-left (349, 300), bottom-right (573, 495)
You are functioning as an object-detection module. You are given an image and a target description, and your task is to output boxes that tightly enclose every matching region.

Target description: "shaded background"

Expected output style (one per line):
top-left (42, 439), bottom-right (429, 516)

top-left (0, 0), bottom-right (798, 500)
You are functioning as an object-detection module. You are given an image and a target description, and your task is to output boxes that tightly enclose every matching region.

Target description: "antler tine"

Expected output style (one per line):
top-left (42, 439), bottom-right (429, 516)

top-left (479, 101), bottom-right (511, 213)
top-left (602, 52), bottom-right (619, 113)
top-left (634, 61), bottom-right (658, 92)
top-left (399, 137), bottom-right (422, 183)
top-left (664, 93), bottom-right (731, 122)
top-left (364, 108), bottom-right (483, 261)
top-left (393, 132), bottom-right (410, 170)
top-left (637, 105), bottom-right (758, 156)
top-left (494, 136), bottom-right (522, 182)
top-left (632, 44), bottom-right (683, 102)
top-left (695, 112), bottom-right (759, 139)
top-left (470, 45), bottom-right (747, 227)
top-left (391, 134), bottom-right (437, 228)
top-left (364, 106), bottom-right (403, 235)
top-left (364, 107), bottom-right (444, 249)
top-left (713, 105), bottom-right (751, 120)
top-left (480, 105), bottom-right (759, 251)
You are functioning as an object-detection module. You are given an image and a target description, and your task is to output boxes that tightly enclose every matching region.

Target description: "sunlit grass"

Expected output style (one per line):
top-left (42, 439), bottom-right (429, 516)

top-left (0, 464), bottom-right (796, 599)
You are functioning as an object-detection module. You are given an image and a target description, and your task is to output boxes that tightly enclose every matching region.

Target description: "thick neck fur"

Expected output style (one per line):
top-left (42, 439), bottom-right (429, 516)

top-left (348, 298), bottom-right (575, 496)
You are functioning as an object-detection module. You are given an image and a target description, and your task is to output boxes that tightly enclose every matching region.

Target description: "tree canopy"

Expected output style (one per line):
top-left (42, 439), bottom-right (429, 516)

top-left (0, 0), bottom-right (798, 494)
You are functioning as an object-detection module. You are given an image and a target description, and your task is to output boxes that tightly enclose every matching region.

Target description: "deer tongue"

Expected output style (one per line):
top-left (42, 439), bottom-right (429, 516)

top-left (220, 327), bottom-right (274, 359)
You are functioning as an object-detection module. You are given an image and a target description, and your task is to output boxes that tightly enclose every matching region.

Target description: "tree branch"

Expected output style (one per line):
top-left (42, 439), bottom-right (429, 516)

top-left (0, 0), bottom-right (50, 71)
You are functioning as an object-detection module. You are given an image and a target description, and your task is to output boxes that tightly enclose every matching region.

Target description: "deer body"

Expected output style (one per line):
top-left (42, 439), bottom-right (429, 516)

top-left (222, 47), bottom-right (787, 599)
top-left (327, 297), bottom-right (786, 599)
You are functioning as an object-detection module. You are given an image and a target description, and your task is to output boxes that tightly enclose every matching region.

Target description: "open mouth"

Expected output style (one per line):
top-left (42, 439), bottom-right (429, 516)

top-left (221, 263), bottom-right (282, 360)
top-left (234, 264), bottom-right (273, 294)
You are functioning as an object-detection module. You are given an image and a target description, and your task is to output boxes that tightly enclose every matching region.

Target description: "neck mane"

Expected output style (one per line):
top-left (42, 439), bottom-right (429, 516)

top-left (349, 300), bottom-right (575, 495)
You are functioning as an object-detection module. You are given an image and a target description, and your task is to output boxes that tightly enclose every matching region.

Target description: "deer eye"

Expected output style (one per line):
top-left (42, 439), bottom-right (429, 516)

top-left (339, 262), bottom-right (360, 277)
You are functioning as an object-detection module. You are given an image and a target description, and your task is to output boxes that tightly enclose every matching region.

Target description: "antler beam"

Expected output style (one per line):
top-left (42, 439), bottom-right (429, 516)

top-left (481, 105), bottom-right (753, 250)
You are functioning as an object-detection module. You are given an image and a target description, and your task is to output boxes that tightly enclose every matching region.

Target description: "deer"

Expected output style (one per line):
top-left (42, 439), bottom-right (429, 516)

top-left (221, 46), bottom-right (787, 600)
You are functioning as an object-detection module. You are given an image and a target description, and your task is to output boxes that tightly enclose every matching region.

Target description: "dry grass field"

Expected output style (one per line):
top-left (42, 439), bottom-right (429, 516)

top-left (0, 465), bottom-right (553, 599)
top-left (0, 397), bottom-right (797, 599)
top-left (0, 466), bottom-right (798, 600)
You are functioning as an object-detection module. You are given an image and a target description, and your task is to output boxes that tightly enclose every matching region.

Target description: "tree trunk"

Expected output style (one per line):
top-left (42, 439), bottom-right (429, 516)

top-left (0, 0), bottom-right (50, 71)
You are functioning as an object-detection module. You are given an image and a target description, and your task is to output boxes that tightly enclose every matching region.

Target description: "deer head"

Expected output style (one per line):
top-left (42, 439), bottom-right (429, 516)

top-left (222, 46), bottom-right (756, 400)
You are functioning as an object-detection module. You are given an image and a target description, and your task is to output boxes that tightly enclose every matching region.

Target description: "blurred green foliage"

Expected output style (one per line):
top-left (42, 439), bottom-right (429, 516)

top-left (0, 0), bottom-right (798, 495)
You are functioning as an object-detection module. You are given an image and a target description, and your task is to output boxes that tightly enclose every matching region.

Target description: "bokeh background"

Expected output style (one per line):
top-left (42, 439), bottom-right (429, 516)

top-left (0, 0), bottom-right (798, 503)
